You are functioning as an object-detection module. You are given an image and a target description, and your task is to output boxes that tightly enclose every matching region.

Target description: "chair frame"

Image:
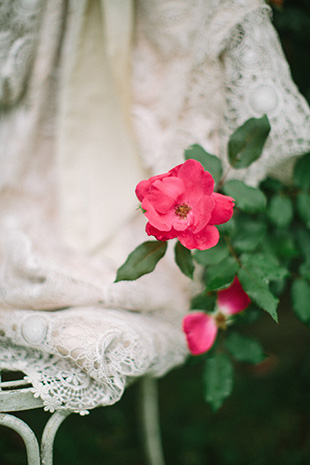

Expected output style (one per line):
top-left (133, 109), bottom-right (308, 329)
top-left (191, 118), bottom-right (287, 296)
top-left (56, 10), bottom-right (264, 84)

top-left (0, 372), bottom-right (165, 465)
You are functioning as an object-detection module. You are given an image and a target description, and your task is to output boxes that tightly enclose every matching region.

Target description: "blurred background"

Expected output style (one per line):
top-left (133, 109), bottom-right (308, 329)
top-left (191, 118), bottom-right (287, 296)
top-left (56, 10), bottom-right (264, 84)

top-left (1, 0), bottom-right (310, 464)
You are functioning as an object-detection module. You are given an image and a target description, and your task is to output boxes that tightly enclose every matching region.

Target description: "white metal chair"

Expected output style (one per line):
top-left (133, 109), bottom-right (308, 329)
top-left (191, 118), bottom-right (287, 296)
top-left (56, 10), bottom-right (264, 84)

top-left (0, 371), bottom-right (165, 465)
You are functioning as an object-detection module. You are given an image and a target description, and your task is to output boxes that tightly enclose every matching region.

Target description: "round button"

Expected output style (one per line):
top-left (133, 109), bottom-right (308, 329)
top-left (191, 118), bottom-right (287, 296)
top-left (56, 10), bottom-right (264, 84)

top-left (241, 47), bottom-right (258, 66)
top-left (249, 84), bottom-right (278, 114)
top-left (21, 315), bottom-right (47, 344)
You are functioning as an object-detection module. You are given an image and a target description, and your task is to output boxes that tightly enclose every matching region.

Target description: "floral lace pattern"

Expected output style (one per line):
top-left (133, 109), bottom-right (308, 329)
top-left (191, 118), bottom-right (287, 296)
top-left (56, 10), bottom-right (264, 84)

top-left (221, 8), bottom-right (310, 184)
top-left (132, 0), bottom-right (310, 183)
top-left (0, 308), bottom-right (187, 413)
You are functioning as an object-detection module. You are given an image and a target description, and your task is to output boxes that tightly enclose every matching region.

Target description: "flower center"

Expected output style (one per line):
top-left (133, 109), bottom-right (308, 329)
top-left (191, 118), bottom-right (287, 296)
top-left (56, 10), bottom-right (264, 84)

top-left (175, 203), bottom-right (191, 219)
top-left (215, 312), bottom-right (228, 330)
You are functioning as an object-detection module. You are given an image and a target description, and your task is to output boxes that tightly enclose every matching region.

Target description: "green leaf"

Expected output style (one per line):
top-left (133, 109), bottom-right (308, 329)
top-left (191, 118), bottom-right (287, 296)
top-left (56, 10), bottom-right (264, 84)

top-left (270, 279), bottom-right (287, 297)
top-left (299, 260), bottom-right (310, 281)
top-left (260, 177), bottom-right (284, 193)
top-left (293, 153), bottom-right (310, 191)
top-left (184, 144), bottom-right (223, 182)
top-left (297, 193), bottom-right (310, 228)
top-left (291, 279), bottom-right (310, 324)
top-left (240, 253), bottom-right (289, 283)
top-left (203, 353), bottom-right (234, 411)
top-left (295, 228), bottom-right (310, 260)
top-left (217, 217), bottom-right (236, 235)
top-left (232, 220), bottom-right (266, 253)
top-left (225, 332), bottom-right (265, 364)
top-left (115, 241), bottom-right (167, 282)
top-left (190, 292), bottom-right (216, 311)
top-left (205, 256), bottom-right (239, 291)
top-left (228, 115), bottom-right (271, 169)
top-left (193, 238), bottom-right (229, 266)
top-left (222, 180), bottom-right (267, 213)
top-left (269, 231), bottom-right (298, 259)
top-left (268, 195), bottom-right (294, 228)
top-left (238, 268), bottom-right (279, 322)
top-left (174, 241), bottom-right (195, 279)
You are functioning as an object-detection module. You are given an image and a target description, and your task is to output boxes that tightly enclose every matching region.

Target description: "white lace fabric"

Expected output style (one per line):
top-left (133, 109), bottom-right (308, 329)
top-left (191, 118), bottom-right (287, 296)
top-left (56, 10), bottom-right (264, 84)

top-left (132, 0), bottom-right (310, 182)
top-left (0, 0), bottom-right (310, 414)
top-left (0, 307), bottom-right (187, 413)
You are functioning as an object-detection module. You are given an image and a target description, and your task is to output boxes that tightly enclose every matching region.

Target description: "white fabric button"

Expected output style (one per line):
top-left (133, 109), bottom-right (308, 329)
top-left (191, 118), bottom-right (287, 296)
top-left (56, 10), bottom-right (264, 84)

top-left (249, 84), bottom-right (278, 114)
top-left (241, 47), bottom-right (258, 66)
top-left (21, 315), bottom-right (47, 344)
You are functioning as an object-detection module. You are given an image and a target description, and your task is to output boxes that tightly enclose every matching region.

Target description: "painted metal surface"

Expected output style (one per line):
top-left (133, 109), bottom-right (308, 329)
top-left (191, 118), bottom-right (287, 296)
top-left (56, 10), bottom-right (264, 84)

top-left (0, 372), bottom-right (71, 465)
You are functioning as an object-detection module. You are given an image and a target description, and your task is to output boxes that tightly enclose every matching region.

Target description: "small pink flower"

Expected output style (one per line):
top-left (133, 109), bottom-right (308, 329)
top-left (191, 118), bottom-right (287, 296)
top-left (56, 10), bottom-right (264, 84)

top-left (183, 277), bottom-right (251, 355)
top-left (136, 159), bottom-right (234, 250)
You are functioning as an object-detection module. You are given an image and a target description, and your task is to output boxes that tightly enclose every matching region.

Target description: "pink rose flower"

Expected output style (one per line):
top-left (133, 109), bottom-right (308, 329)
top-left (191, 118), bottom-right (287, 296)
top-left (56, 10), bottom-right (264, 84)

top-left (135, 159), bottom-right (234, 250)
top-left (183, 277), bottom-right (251, 355)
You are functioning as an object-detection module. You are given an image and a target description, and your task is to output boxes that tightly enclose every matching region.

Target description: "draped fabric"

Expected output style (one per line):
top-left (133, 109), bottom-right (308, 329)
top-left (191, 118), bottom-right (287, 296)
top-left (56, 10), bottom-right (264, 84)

top-left (0, 0), bottom-right (309, 413)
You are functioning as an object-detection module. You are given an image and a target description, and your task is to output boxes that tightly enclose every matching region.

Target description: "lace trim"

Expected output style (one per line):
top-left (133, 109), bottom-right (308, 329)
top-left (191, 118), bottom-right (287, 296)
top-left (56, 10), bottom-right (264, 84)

top-left (0, 308), bottom-right (187, 413)
top-left (221, 8), bottom-right (310, 185)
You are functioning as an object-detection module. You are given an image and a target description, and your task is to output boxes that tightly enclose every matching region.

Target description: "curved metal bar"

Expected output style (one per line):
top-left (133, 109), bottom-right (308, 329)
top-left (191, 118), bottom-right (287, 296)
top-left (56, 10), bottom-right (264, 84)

top-left (41, 410), bottom-right (72, 465)
top-left (0, 413), bottom-right (41, 465)
top-left (140, 377), bottom-right (166, 465)
top-left (0, 387), bottom-right (44, 412)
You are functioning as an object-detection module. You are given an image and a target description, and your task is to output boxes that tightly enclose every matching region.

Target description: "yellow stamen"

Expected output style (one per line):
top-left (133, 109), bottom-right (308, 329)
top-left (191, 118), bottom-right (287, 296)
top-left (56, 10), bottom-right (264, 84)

top-left (175, 203), bottom-right (191, 218)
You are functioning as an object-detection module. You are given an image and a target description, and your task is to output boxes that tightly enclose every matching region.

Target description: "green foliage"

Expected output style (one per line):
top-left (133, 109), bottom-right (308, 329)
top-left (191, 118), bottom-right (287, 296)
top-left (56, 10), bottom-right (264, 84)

top-left (295, 228), bottom-right (310, 259)
top-left (175, 241), bottom-right (195, 279)
top-left (193, 238), bottom-right (229, 265)
top-left (299, 259), bottom-right (310, 281)
top-left (115, 113), bottom-right (310, 412)
top-left (190, 293), bottom-right (216, 311)
top-left (184, 144), bottom-right (223, 182)
top-left (268, 194), bottom-right (294, 228)
top-left (217, 217), bottom-right (236, 235)
top-left (203, 353), bottom-right (234, 411)
top-left (293, 153), bottom-right (310, 190)
top-left (231, 219), bottom-right (266, 252)
top-left (291, 279), bottom-right (310, 325)
top-left (238, 268), bottom-right (279, 322)
top-left (297, 193), bottom-right (310, 228)
top-left (204, 256), bottom-right (239, 291)
top-left (225, 332), bottom-right (266, 364)
top-left (227, 115), bottom-right (271, 169)
top-left (269, 230), bottom-right (298, 259)
top-left (115, 241), bottom-right (167, 282)
top-left (222, 180), bottom-right (267, 213)
top-left (239, 253), bottom-right (289, 283)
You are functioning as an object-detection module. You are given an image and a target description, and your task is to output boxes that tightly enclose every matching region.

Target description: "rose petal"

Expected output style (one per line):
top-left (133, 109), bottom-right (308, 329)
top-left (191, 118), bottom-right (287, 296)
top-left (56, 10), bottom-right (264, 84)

top-left (191, 196), bottom-right (215, 233)
top-left (183, 312), bottom-right (218, 355)
top-left (217, 276), bottom-right (251, 315)
top-left (177, 159), bottom-right (215, 198)
top-left (136, 173), bottom-right (168, 201)
top-left (148, 177), bottom-right (184, 213)
top-left (209, 193), bottom-right (235, 225)
top-left (146, 223), bottom-right (176, 241)
top-left (142, 199), bottom-right (174, 231)
top-left (178, 224), bottom-right (219, 250)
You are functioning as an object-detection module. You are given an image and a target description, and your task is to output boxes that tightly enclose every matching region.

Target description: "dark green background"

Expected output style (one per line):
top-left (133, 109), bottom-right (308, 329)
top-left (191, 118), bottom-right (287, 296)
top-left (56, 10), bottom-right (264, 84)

top-left (1, 1), bottom-right (310, 463)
